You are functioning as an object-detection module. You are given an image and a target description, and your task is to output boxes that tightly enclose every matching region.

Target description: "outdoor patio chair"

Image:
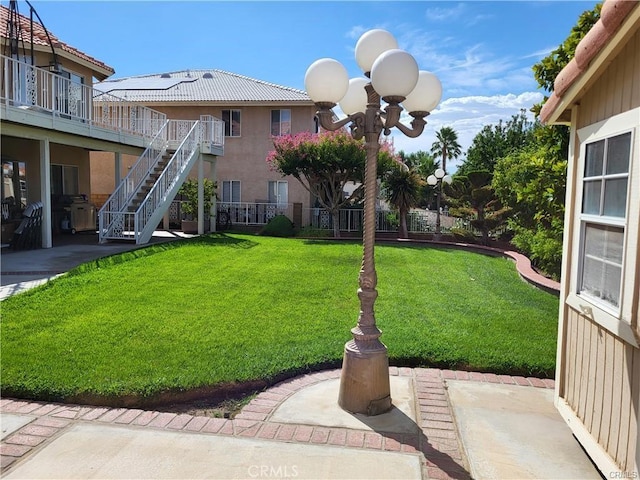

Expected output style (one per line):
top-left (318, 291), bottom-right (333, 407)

top-left (10, 201), bottom-right (43, 250)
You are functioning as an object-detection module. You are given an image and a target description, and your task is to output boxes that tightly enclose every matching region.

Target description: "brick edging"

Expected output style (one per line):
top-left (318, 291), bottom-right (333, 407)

top-left (377, 238), bottom-right (561, 296)
top-left (1, 368), bottom-right (554, 478)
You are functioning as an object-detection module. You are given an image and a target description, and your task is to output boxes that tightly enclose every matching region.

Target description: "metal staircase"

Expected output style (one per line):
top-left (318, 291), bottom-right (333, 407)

top-left (98, 119), bottom-right (202, 245)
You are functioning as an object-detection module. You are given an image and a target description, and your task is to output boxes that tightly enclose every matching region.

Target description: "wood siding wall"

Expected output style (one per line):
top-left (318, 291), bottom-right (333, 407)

top-left (562, 308), bottom-right (639, 471)
top-left (558, 25), bottom-right (640, 473)
top-left (577, 27), bottom-right (640, 129)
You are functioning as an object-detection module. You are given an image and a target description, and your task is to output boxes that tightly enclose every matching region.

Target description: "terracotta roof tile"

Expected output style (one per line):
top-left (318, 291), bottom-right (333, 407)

top-left (540, 0), bottom-right (639, 124)
top-left (0, 5), bottom-right (114, 76)
top-left (553, 58), bottom-right (583, 98)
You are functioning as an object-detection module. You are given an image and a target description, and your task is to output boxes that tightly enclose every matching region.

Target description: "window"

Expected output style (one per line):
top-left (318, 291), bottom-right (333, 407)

top-left (50, 164), bottom-right (79, 196)
top-left (578, 132), bottom-right (631, 309)
top-left (567, 109), bottom-right (640, 346)
top-left (222, 110), bottom-right (241, 137)
top-left (1, 160), bottom-right (27, 213)
top-left (55, 69), bottom-right (85, 119)
top-left (222, 180), bottom-right (241, 203)
top-left (268, 181), bottom-right (288, 205)
top-left (271, 109), bottom-right (291, 136)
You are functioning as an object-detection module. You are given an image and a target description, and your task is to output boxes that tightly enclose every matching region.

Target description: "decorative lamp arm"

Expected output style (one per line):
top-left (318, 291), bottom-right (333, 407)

top-left (315, 103), bottom-right (366, 132)
top-left (393, 112), bottom-right (429, 138)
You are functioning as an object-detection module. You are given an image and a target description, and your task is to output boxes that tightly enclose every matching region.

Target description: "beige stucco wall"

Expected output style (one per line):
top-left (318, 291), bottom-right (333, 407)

top-left (5, 47), bottom-right (100, 87)
top-left (89, 103), bottom-right (317, 218)
top-left (1, 136), bottom-right (91, 202)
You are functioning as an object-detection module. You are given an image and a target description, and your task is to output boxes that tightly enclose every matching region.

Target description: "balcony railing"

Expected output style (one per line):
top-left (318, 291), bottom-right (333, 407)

top-left (1, 54), bottom-right (168, 140)
top-left (1, 55), bottom-right (224, 148)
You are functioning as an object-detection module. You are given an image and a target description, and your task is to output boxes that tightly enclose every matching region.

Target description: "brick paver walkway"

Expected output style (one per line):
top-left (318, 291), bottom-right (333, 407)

top-left (1, 368), bottom-right (554, 479)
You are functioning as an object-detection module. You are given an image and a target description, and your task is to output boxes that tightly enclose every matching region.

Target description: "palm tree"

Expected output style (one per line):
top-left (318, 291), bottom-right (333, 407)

top-left (383, 163), bottom-right (425, 239)
top-left (430, 126), bottom-right (462, 173)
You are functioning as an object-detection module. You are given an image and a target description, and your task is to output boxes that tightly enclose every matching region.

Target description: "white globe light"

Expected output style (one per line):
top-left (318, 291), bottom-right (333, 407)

top-left (427, 175), bottom-right (437, 186)
top-left (401, 70), bottom-right (443, 113)
top-left (355, 29), bottom-right (398, 74)
top-left (443, 174), bottom-right (453, 184)
top-left (435, 168), bottom-right (445, 178)
top-left (370, 49), bottom-right (419, 99)
top-left (304, 58), bottom-right (349, 104)
top-left (339, 78), bottom-right (369, 115)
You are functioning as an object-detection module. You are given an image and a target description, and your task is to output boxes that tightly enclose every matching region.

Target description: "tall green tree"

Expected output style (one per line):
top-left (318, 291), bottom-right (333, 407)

top-left (398, 150), bottom-right (438, 207)
top-left (493, 141), bottom-right (567, 278)
top-left (457, 110), bottom-right (535, 177)
top-left (430, 127), bottom-right (461, 174)
top-left (266, 130), bottom-right (396, 237)
top-left (532, 3), bottom-right (602, 115)
top-left (483, 3), bottom-right (601, 277)
top-left (382, 163), bottom-right (425, 239)
top-left (445, 171), bottom-right (510, 246)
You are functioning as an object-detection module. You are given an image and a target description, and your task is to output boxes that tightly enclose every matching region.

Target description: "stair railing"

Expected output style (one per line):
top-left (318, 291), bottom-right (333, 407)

top-left (98, 120), bottom-right (169, 242)
top-left (133, 120), bottom-right (200, 244)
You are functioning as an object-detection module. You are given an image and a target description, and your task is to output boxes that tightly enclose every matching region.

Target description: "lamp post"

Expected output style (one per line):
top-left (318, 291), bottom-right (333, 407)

top-left (304, 29), bottom-right (442, 416)
top-left (427, 168), bottom-right (452, 237)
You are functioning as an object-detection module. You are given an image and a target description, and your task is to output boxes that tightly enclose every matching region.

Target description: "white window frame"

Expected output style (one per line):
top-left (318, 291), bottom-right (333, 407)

top-left (271, 109), bottom-right (291, 136)
top-left (222, 109), bottom-right (241, 137)
top-left (221, 180), bottom-right (241, 203)
top-left (568, 107), bottom-right (639, 346)
top-left (268, 180), bottom-right (288, 206)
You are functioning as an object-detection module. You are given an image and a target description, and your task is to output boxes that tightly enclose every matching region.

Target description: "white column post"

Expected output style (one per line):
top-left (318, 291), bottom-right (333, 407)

top-left (210, 157), bottom-right (217, 232)
top-left (197, 154), bottom-right (204, 235)
top-left (39, 139), bottom-right (52, 248)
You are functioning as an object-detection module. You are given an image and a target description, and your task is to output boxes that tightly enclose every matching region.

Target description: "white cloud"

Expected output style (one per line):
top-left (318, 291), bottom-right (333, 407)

top-left (389, 91), bottom-right (544, 172)
top-left (521, 46), bottom-right (555, 60)
top-left (395, 31), bottom-right (538, 97)
top-left (425, 3), bottom-right (467, 22)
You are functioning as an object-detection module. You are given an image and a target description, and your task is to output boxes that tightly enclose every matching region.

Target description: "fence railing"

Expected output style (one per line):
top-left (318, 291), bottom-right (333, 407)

top-left (217, 202), bottom-right (292, 226)
top-left (304, 208), bottom-right (466, 234)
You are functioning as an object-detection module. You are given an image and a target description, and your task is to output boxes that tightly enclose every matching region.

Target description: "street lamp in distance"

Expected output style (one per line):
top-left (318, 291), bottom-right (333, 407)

top-left (427, 168), bottom-right (452, 237)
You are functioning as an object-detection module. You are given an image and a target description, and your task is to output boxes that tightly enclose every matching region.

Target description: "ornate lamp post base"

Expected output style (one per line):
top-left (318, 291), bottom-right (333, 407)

top-left (338, 338), bottom-right (392, 415)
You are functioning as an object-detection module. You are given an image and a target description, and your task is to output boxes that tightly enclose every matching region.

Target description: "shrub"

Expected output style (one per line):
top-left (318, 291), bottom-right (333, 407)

top-left (178, 179), bottom-right (216, 219)
top-left (259, 215), bottom-right (295, 237)
top-left (450, 227), bottom-right (477, 243)
top-left (510, 223), bottom-right (563, 280)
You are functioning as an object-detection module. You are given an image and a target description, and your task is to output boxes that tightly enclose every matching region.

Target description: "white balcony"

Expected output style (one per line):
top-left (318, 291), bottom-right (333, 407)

top-left (0, 55), bottom-right (224, 154)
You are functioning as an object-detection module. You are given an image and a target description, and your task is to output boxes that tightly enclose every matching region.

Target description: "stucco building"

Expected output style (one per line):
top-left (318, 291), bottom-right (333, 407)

top-left (92, 69), bottom-right (317, 230)
top-left (0, 2), bottom-right (172, 247)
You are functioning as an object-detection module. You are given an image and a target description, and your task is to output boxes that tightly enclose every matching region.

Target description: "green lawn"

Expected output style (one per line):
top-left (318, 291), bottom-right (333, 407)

top-left (0, 233), bottom-right (559, 403)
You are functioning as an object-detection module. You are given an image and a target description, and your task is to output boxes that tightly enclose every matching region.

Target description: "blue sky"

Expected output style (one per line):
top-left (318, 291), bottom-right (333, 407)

top-left (24, 0), bottom-right (597, 169)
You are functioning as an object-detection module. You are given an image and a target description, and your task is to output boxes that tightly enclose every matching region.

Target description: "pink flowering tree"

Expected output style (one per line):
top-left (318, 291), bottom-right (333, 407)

top-left (266, 130), bottom-right (397, 237)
